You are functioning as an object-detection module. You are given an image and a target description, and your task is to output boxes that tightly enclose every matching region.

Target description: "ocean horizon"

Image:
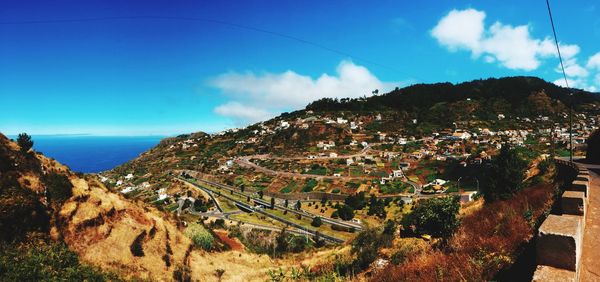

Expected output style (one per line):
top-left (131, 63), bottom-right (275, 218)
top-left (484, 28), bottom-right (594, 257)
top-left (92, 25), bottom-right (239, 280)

top-left (8, 135), bottom-right (164, 173)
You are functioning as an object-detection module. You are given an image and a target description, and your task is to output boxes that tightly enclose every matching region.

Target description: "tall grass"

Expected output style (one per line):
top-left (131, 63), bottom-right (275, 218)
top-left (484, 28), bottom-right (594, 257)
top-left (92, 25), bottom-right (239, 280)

top-left (373, 182), bottom-right (557, 281)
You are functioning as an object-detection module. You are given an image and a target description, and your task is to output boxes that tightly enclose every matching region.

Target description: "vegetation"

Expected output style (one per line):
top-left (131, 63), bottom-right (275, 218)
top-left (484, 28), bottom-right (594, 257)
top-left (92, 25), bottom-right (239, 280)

top-left (16, 133), bottom-right (33, 153)
top-left (377, 182), bottom-right (557, 281)
top-left (44, 172), bottom-right (73, 205)
top-left (401, 196), bottom-right (460, 239)
top-left (184, 223), bottom-right (215, 251)
top-left (311, 216), bottom-right (323, 227)
top-left (0, 236), bottom-right (120, 281)
top-left (481, 147), bottom-right (529, 202)
top-left (587, 129), bottom-right (600, 163)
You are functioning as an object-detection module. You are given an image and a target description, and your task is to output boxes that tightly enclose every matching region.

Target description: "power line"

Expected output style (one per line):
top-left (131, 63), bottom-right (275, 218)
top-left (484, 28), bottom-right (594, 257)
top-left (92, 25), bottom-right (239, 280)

top-left (545, 0), bottom-right (569, 89)
top-left (545, 0), bottom-right (574, 161)
top-left (0, 15), bottom-right (405, 75)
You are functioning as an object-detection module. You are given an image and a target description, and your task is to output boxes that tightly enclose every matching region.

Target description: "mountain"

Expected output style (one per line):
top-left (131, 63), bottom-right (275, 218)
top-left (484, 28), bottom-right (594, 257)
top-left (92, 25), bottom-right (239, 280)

top-left (108, 76), bottom-right (599, 181)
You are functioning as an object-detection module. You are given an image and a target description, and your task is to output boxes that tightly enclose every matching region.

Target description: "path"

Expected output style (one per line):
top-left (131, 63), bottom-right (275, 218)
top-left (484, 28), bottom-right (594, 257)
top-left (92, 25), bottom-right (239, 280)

top-left (576, 161), bottom-right (600, 281)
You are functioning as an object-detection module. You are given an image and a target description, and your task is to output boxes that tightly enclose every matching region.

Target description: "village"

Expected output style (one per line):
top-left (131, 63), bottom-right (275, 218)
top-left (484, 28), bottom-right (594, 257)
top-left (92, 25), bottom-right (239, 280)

top-left (100, 103), bottom-right (599, 244)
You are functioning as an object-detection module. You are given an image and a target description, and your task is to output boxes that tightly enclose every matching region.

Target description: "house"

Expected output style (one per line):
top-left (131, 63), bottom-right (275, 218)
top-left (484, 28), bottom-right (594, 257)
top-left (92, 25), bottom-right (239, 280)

top-left (157, 188), bottom-right (168, 201)
top-left (116, 180), bottom-right (123, 186)
top-left (410, 151), bottom-right (423, 159)
top-left (498, 114), bottom-right (506, 120)
top-left (460, 191), bottom-right (478, 203)
top-left (391, 170), bottom-right (404, 178)
top-left (317, 141), bottom-right (336, 150)
top-left (120, 186), bottom-right (135, 194)
top-left (125, 173), bottom-right (134, 180)
top-left (329, 152), bottom-right (338, 158)
top-left (451, 131), bottom-right (471, 140)
top-left (333, 173), bottom-right (341, 177)
top-left (336, 117), bottom-right (348, 124)
top-left (399, 162), bottom-right (411, 170)
top-left (346, 158), bottom-right (354, 166)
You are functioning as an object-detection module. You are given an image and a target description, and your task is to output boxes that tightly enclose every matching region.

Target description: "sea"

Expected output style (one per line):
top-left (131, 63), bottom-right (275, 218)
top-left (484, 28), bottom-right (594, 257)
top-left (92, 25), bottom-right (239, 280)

top-left (9, 135), bottom-right (164, 173)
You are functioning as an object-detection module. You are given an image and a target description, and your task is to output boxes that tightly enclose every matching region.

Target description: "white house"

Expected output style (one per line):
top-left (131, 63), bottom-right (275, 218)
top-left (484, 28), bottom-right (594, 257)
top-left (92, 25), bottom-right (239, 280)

top-left (125, 173), bottom-right (134, 180)
top-left (391, 170), bottom-right (404, 178)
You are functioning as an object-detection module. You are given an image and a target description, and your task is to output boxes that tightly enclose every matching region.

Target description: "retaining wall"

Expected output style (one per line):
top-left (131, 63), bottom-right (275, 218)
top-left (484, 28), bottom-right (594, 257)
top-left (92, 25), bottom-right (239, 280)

top-left (532, 159), bottom-right (590, 282)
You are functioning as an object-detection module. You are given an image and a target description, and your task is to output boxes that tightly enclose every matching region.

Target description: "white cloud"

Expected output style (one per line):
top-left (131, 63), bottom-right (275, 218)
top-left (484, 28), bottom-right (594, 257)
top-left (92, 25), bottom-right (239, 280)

top-left (210, 60), bottom-right (398, 124)
top-left (431, 9), bottom-right (485, 53)
top-left (213, 102), bottom-right (272, 124)
top-left (432, 8), bottom-right (600, 92)
top-left (560, 59), bottom-right (588, 78)
top-left (431, 8), bottom-right (579, 71)
top-left (587, 52), bottom-right (600, 69)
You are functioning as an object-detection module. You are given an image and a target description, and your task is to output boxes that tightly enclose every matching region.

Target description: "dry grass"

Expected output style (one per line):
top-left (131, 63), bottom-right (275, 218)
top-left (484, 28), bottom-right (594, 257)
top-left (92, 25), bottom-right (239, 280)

top-left (373, 183), bottom-right (556, 282)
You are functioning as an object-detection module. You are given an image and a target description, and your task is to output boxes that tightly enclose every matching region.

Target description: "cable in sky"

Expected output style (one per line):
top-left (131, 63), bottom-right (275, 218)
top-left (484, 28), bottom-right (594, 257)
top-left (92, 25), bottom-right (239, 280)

top-left (545, 0), bottom-right (569, 89)
top-left (0, 15), bottom-right (410, 77)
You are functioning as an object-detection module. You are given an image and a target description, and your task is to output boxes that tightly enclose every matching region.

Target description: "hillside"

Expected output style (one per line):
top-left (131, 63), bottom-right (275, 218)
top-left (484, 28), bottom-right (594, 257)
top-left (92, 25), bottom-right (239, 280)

top-left (107, 76), bottom-right (599, 184)
top-left (0, 133), bottom-right (291, 281)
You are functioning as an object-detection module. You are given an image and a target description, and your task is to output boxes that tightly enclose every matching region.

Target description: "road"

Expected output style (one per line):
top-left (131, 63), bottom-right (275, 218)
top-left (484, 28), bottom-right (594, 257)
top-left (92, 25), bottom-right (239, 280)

top-left (192, 177), bottom-right (364, 231)
top-left (180, 177), bottom-right (346, 243)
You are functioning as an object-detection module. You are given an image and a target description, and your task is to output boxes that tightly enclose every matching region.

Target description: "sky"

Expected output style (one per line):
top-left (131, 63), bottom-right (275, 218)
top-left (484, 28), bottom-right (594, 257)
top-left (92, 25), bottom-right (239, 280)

top-left (1, 0), bottom-right (600, 136)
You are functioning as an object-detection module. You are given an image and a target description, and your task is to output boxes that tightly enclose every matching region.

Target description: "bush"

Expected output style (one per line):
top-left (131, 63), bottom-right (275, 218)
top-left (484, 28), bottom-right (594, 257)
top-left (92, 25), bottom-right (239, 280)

top-left (44, 172), bottom-right (73, 204)
top-left (401, 196), bottom-right (460, 239)
top-left (311, 216), bottom-right (323, 227)
top-left (184, 223), bottom-right (215, 251)
top-left (0, 238), bottom-right (120, 281)
top-left (587, 129), bottom-right (600, 163)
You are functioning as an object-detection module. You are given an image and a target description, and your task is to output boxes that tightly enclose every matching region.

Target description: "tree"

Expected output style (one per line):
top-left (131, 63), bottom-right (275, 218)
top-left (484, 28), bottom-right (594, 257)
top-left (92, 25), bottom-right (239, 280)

top-left (275, 229), bottom-right (289, 255)
top-left (345, 192), bottom-right (367, 210)
top-left (311, 216), bottom-right (322, 227)
top-left (194, 199), bottom-right (207, 212)
top-left (351, 228), bottom-right (381, 270)
top-left (336, 204), bottom-right (355, 220)
top-left (367, 194), bottom-right (386, 219)
top-left (587, 129), bottom-right (600, 164)
top-left (240, 184), bottom-right (245, 193)
top-left (401, 196), bottom-right (460, 239)
top-left (17, 133), bottom-right (33, 153)
top-left (481, 147), bottom-right (529, 202)
top-left (270, 197), bottom-right (275, 209)
top-left (295, 201), bottom-right (301, 210)
top-left (257, 190), bottom-right (264, 199)
top-left (284, 199), bottom-right (289, 207)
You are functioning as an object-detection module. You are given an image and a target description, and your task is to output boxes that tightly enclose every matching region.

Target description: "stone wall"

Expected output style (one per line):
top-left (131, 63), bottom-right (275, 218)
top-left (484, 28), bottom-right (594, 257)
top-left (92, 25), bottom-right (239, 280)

top-left (532, 160), bottom-right (590, 282)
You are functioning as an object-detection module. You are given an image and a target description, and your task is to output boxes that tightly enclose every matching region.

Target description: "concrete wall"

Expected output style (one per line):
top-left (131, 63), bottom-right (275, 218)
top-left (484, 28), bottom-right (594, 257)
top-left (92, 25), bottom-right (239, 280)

top-left (532, 159), bottom-right (590, 281)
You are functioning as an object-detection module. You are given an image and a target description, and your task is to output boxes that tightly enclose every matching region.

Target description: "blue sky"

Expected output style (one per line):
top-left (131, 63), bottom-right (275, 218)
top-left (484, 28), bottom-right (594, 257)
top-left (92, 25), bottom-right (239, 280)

top-left (1, 0), bottom-right (600, 136)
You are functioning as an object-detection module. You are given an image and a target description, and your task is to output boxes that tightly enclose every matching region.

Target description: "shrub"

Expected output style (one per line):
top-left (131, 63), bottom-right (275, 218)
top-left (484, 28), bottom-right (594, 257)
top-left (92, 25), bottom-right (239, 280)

top-left (184, 223), bottom-right (215, 251)
top-left (0, 238), bottom-right (120, 281)
top-left (587, 129), bottom-right (600, 163)
top-left (311, 216), bottom-right (323, 227)
top-left (401, 196), bottom-right (460, 239)
top-left (44, 172), bottom-right (73, 204)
